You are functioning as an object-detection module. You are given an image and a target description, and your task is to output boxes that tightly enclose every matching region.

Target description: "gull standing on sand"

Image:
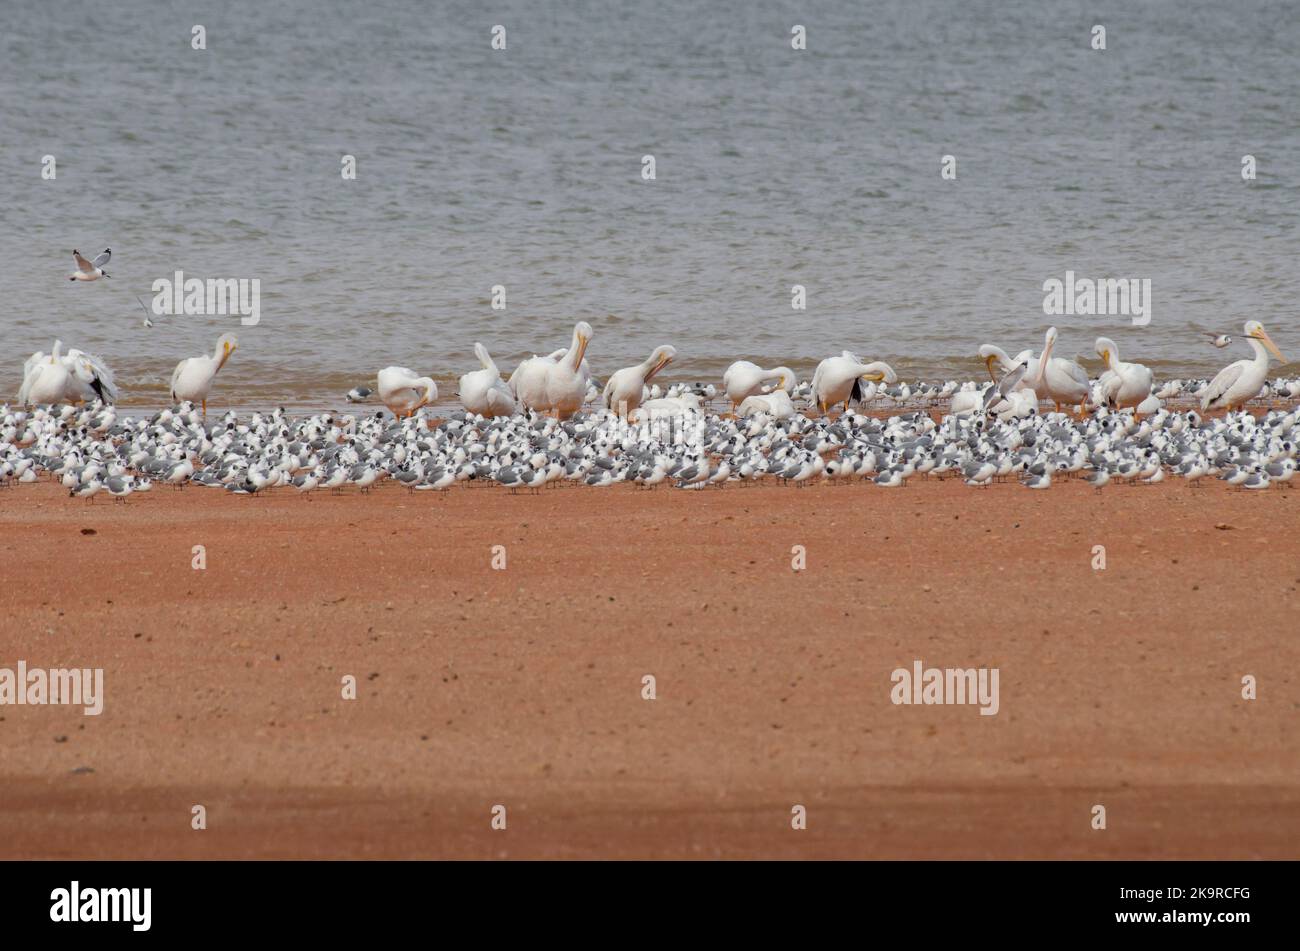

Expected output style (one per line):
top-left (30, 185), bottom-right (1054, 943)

top-left (69, 249), bottom-right (111, 281)
top-left (810, 352), bottom-right (897, 414)
top-left (458, 343), bottom-right (517, 417)
top-left (377, 366), bottom-right (438, 419)
top-left (1200, 320), bottom-right (1286, 413)
top-left (171, 333), bottom-right (237, 416)
top-left (603, 345), bottom-right (675, 417)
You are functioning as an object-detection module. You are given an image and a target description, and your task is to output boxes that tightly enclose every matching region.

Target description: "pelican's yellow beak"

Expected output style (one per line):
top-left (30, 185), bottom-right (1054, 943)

top-left (575, 334), bottom-right (590, 366)
top-left (1250, 327), bottom-right (1286, 363)
top-left (218, 342), bottom-right (235, 371)
top-left (984, 354), bottom-right (998, 382)
top-left (1099, 349), bottom-right (1110, 365)
top-left (862, 372), bottom-right (886, 383)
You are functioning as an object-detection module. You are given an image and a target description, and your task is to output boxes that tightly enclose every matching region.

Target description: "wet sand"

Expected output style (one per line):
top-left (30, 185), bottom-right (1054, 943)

top-left (2, 478), bottom-right (1297, 859)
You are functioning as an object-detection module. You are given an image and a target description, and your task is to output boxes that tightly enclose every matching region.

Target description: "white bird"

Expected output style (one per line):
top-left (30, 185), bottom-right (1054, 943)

top-left (1203, 332), bottom-right (1232, 349)
top-left (1032, 326), bottom-right (1091, 415)
top-left (1094, 337), bottom-right (1154, 414)
top-left (134, 295), bottom-right (154, 328)
top-left (459, 343), bottom-right (517, 417)
top-left (810, 352), bottom-right (897, 414)
top-left (978, 344), bottom-right (1036, 390)
top-left (603, 345), bottom-right (674, 418)
top-left (18, 340), bottom-right (115, 405)
top-left (171, 333), bottom-right (237, 416)
top-left (69, 248), bottom-right (111, 282)
top-left (510, 323), bottom-right (593, 415)
top-left (538, 322), bottom-right (593, 418)
top-left (377, 366), bottom-right (438, 419)
top-left (1200, 320), bottom-right (1287, 413)
top-left (721, 361), bottom-right (795, 413)
top-left (737, 388), bottom-right (796, 419)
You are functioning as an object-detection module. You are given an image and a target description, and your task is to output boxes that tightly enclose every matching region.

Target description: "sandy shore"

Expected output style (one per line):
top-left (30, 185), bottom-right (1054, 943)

top-left (2, 477), bottom-right (1297, 858)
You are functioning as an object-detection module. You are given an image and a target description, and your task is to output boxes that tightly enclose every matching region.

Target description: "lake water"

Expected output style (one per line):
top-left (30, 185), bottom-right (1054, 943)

top-left (3, 0), bottom-right (1297, 409)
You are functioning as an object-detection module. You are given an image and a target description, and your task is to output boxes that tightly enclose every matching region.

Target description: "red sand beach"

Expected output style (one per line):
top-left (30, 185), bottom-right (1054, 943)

top-left (2, 478), bottom-right (1297, 858)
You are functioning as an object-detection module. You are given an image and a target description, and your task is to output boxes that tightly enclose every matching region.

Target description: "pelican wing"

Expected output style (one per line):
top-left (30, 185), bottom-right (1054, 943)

top-left (170, 358), bottom-right (189, 400)
top-left (1201, 361), bottom-right (1246, 409)
top-left (22, 350), bottom-right (47, 380)
top-left (18, 361), bottom-right (45, 403)
top-left (474, 342), bottom-right (498, 375)
top-left (68, 349), bottom-right (117, 400)
top-left (1060, 358), bottom-right (1090, 389)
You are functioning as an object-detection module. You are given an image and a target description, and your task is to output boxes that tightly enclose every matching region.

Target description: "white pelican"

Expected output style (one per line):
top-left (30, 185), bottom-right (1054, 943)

top-left (737, 388), bottom-right (796, 418)
top-left (458, 343), bottom-right (517, 417)
top-left (603, 345), bottom-right (675, 417)
top-left (1094, 337), bottom-right (1154, 413)
top-left (377, 366), bottom-right (438, 419)
top-left (949, 382), bottom-right (987, 417)
top-left (69, 248), bottom-right (110, 282)
top-left (721, 361), bottom-right (795, 412)
top-left (508, 352), bottom-right (553, 410)
top-left (1031, 326), bottom-right (1091, 414)
top-left (630, 392), bottom-right (703, 423)
top-left (810, 352), bottom-right (897, 414)
top-left (532, 321), bottom-right (592, 418)
top-left (977, 344), bottom-right (1040, 390)
top-left (509, 323), bottom-right (593, 413)
top-left (18, 340), bottom-right (116, 405)
top-left (1201, 320), bottom-right (1286, 412)
top-left (171, 333), bottom-right (237, 416)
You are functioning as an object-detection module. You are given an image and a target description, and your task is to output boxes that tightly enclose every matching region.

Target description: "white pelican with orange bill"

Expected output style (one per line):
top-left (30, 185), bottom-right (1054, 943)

top-left (811, 351), bottom-right (897, 414)
top-left (1201, 320), bottom-right (1286, 412)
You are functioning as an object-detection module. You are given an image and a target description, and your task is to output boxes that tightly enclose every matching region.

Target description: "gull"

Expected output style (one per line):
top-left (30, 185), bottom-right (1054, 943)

top-left (69, 478), bottom-right (104, 501)
top-left (983, 361), bottom-right (1029, 414)
top-left (70, 249), bottom-right (111, 282)
top-left (1021, 470), bottom-right (1051, 489)
top-left (346, 386), bottom-right (372, 403)
top-left (134, 295), bottom-right (154, 328)
top-left (105, 475), bottom-right (133, 502)
top-left (1203, 332), bottom-right (1232, 349)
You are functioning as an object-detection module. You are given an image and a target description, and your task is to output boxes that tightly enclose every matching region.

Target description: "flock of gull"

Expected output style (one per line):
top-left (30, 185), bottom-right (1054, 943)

top-left (5, 319), bottom-right (1299, 500)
